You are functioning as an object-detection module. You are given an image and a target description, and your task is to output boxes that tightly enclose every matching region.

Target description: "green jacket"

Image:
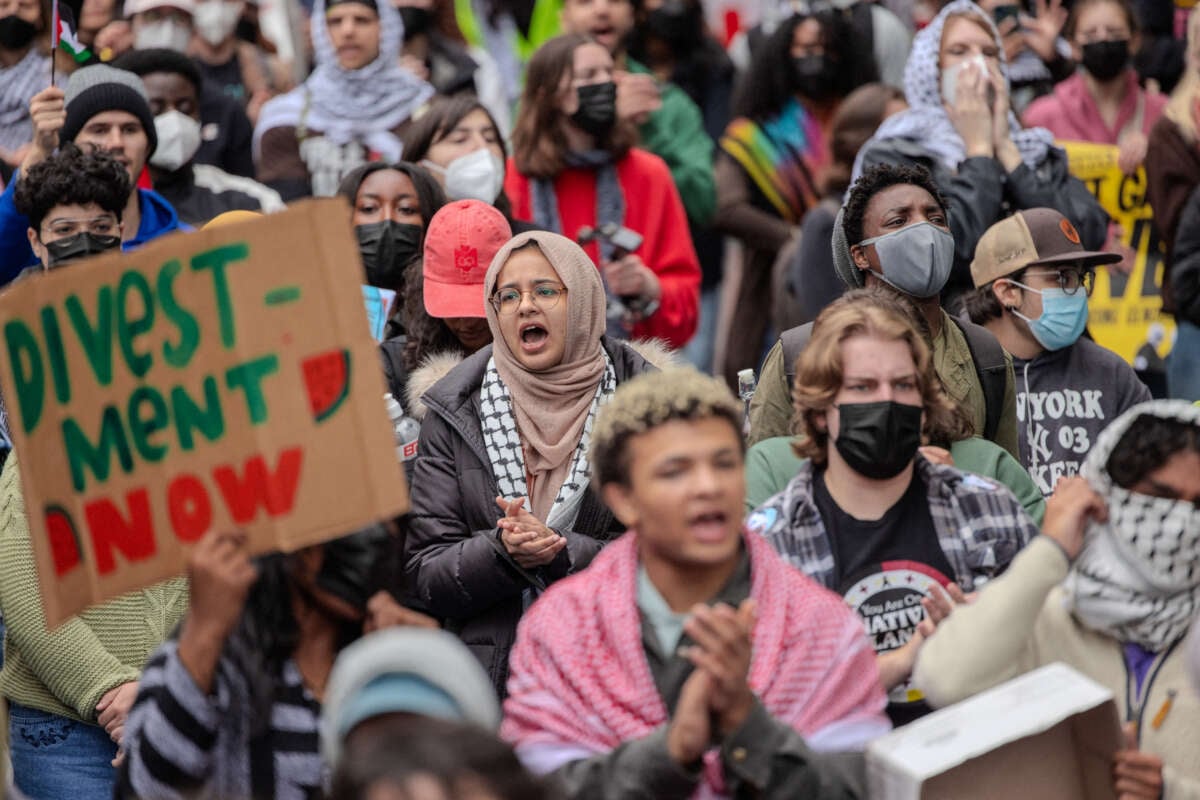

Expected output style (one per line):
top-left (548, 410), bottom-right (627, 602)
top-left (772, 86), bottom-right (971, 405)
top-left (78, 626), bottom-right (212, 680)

top-left (0, 454), bottom-right (188, 722)
top-left (627, 58), bottom-right (716, 225)
top-left (744, 435), bottom-right (1045, 524)
top-left (747, 310), bottom-right (1020, 458)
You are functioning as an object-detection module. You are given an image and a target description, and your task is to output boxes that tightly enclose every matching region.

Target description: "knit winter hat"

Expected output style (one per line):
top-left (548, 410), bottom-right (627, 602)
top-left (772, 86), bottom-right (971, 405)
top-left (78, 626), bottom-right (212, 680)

top-left (831, 205), bottom-right (864, 290)
top-left (61, 65), bottom-right (158, 157)
top-left (319, 628), bottom-right (500, 768)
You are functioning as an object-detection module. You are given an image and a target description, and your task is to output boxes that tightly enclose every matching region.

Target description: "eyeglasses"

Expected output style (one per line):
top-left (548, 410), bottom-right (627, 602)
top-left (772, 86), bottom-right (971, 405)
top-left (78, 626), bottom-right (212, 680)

top-left (489, 284), bottom-right (568, 315)
top-left (1022, 268), bottom-right (1096, 297)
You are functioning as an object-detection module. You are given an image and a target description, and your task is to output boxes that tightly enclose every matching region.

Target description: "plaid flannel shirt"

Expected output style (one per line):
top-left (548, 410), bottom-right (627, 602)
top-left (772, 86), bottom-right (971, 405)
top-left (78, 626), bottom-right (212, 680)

top-left (746, 455), bottom-right (1038, 592)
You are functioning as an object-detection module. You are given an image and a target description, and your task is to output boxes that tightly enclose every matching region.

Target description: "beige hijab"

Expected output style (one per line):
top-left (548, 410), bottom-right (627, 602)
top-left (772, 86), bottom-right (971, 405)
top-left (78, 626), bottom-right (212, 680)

top-left (484, 231), bottom-right (607, 520)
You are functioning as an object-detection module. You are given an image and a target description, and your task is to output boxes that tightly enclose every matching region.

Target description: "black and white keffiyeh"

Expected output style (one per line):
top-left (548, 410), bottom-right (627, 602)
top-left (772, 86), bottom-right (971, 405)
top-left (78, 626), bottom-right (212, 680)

top-left (852, 0), bottom-right (1055, 181)
top-left (480, 352), bottom-right (616, 531)
top-left (252, 0), bottom-right (433, 163)
top-left (1065, 400), bottom-right (1200, 652)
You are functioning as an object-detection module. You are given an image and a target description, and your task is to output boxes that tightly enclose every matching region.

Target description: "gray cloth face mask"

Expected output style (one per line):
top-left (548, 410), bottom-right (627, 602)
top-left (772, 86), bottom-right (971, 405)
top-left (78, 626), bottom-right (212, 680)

top-left (858, 221), bottom-right (955, 299)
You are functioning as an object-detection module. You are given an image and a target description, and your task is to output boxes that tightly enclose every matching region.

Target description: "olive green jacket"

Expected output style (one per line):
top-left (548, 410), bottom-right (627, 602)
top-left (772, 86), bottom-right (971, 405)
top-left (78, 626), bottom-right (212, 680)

top-left (747, 310), bottom-right (1020, 459)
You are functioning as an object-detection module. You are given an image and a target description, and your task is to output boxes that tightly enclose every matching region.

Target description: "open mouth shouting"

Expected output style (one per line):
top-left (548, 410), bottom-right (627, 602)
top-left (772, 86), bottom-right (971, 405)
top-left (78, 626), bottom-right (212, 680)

top-left (588, 24), bottom-right (617, 47)
top-left (518, 321), bottom-right (550, 354)
top-left (687, 509), bottom-right (731, 544)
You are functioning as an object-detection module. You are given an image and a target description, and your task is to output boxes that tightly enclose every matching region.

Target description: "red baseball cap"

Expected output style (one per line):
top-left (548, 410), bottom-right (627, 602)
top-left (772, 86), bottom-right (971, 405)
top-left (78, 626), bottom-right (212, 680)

top-left (423, 200), bottom-right (513, 319)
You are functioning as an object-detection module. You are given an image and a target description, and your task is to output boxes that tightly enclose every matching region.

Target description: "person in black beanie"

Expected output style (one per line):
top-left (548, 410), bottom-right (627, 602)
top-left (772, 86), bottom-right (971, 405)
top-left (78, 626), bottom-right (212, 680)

top-left (113, 47), bottom-right (283, 226)
top-left (0, 62), bottom-right (184, 286)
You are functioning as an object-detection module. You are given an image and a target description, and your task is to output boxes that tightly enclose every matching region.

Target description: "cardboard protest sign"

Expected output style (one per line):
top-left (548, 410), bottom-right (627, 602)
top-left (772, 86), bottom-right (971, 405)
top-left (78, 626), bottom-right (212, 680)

top-left (1059, 140), bottom-right (1175, 364)
top-left (0, 199), bottom-right (409, 626)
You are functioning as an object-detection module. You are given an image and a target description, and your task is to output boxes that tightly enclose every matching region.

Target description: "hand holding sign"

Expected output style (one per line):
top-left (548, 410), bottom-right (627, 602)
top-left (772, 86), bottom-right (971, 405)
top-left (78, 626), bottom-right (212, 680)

top-left (1113, 723), bottom-right (1165, 799)
top-left (0, 200), bottom-right (408, 626)
top-left (1117, 131), bottom-right (1149, 177)
top-left (177, 529), bottom-right (258, 693)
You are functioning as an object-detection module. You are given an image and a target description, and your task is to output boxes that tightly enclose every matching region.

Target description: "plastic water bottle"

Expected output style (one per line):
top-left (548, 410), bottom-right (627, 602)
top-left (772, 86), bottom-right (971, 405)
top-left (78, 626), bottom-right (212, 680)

top-left (384, 392), bottom-right (421, 467)
top-left (737, 369), bottom-right (756, 438)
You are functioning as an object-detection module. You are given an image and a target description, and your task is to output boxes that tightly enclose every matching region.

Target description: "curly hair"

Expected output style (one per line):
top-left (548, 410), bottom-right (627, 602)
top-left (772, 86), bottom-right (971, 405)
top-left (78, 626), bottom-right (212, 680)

top-left (841, 163), bottom-right (948, 247)
top-left (399, 257), bottom-right (462, 371)
top-left (792, 288), bottom-right (965, 465)
top-left (1107, 415), bottom-right (1200, 490)
top-left (590, 368), bottom-right (744, 489)
top-left (731, 9), bottom-right (877, 122)
top-left (14, 143), bottom-right (131, 233)
top-left (111, 47), bottom-right (203, 96)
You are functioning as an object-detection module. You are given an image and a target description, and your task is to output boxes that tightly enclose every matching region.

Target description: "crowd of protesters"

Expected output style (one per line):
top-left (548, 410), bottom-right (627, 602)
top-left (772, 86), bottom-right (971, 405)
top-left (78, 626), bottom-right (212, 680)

top-left (1, 0), bottom-right (1200, 798)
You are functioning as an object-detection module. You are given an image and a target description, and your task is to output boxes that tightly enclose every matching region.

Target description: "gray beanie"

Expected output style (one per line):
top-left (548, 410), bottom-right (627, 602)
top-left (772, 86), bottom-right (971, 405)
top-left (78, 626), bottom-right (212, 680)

top-left (831, 205), bottom-right (865, 290)
top-left (61, 65), bottom-right (158, 157)
top-left (319, 628), bottom-right (501, 768)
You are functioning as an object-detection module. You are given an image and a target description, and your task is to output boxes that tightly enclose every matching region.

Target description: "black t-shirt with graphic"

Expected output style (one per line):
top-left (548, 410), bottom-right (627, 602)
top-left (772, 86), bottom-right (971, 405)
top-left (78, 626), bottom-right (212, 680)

top-left (814, 469), bottom-right (955, 727)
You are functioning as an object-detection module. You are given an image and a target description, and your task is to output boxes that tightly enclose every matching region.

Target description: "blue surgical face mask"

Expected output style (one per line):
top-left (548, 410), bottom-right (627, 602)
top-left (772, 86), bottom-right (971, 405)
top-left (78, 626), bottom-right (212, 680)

top-left (1009, 281), bottom-right (1089, 350)
top-left (858, 221), bottom-right (955, 299)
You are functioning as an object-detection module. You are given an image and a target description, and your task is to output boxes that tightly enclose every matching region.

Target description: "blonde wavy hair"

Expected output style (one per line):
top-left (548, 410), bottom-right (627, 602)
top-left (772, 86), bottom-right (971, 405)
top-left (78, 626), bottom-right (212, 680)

top-left (589, 368), bottom-right (744, 489)
top-left (792, 289), bottom-right (965, 465)
top-left (1165, 7), bottom-right (1200, 143)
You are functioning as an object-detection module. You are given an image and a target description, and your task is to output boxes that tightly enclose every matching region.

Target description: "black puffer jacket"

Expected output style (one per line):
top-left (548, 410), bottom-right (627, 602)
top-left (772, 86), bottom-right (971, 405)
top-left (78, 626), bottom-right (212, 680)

top-left (1168, 184), bottom-right (1200, 327)
top-left (403, 336), bottom-right (660, 695)
top-left (859, 137), bottom-right (1110, 298)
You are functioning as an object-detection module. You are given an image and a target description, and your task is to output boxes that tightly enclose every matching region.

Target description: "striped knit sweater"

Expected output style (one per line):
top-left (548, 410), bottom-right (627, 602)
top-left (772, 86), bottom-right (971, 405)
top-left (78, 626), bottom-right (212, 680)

top-left (117, 641), bottom-right (326, 799)
top-left (0, 453), bottom-right (189, 722)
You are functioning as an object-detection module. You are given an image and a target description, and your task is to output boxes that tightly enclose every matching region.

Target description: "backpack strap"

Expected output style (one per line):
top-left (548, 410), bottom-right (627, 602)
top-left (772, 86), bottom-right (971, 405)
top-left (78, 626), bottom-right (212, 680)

top-left (951, 316), bottom-right (1007, 442)
top-left (781, 322), bottom-right (815, 389)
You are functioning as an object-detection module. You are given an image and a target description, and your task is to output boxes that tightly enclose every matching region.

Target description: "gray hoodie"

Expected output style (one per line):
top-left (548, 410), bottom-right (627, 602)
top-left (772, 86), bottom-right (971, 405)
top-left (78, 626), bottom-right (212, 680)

top-left (1012, 337), bottom-right (1151, 495)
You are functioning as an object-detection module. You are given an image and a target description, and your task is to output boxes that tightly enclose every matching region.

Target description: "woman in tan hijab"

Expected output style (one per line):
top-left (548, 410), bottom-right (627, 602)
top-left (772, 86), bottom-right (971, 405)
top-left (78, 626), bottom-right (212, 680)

top-left (403, 231), bottom-right (668, 697)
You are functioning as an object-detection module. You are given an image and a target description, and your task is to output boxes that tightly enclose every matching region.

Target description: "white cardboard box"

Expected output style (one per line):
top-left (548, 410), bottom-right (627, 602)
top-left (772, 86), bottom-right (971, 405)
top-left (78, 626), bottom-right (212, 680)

top-left (867, 663), bottom-right (1123, 800)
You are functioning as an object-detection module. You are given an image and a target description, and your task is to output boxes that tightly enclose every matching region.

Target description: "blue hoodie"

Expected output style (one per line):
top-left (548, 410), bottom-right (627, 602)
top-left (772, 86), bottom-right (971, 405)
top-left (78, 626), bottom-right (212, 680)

top-left (0, 174), bottom-right (184, 286)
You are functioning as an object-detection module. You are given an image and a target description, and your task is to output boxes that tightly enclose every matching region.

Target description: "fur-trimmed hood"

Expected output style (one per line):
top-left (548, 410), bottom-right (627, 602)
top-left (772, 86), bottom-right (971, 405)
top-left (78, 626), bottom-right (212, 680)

top-left (405, 338), bottom-right (680, 421)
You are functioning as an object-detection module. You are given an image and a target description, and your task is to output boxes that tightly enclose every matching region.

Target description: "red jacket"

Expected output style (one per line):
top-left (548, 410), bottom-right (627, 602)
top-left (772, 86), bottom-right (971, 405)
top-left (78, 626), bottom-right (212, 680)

top-left (505, 148), bottom-right (700, 348)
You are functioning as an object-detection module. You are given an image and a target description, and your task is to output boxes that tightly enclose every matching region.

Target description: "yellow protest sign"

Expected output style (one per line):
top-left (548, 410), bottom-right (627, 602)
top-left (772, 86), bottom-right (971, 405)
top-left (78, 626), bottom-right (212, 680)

top-left (0, 200), bottom-right (409, 626)
top-left (1059, 139), bottom-right (1174, 365)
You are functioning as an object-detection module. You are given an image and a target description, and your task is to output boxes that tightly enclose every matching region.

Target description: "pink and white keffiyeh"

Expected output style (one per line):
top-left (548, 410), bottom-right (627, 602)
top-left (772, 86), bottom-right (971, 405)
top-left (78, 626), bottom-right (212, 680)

top-left (501, 530), bottom-right (888, 798)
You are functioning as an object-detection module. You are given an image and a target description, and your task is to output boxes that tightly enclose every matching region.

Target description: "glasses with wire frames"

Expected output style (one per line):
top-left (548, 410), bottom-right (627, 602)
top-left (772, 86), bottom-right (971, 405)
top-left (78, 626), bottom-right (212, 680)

top-left (1021, 267), bottom-right (1096, 297)
top-left (489, 283), bottom-right (569, 315)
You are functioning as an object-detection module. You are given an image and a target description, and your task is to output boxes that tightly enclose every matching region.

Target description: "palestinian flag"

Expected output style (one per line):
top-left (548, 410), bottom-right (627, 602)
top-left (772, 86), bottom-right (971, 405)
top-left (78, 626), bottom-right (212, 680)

top-left (52, 1), bottom-right (92, 63)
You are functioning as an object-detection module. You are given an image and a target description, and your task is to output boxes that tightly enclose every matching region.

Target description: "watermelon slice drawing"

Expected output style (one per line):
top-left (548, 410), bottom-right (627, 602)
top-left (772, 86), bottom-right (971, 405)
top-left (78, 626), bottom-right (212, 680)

top-left (45, 504), bottom-right (83, 576)
top-left (302, 348), bottom-right (352, 423)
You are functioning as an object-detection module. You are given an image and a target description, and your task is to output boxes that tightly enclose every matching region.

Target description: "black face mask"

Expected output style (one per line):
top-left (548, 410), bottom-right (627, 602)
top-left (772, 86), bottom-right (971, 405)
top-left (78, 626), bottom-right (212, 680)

top-left (792, 55), bottom-right (837, 101)
top-left (0, 14), bottom-right (36, 49)
top-left (44, 232), bottom-right (122, 268)
top-left (398, 5), bottom-right (433, 36)
top-left (834, 400), bottom-right (922, 480)
top-left (315, 526), bottom-right (392, 612)
top-left (570, 81), bottom-right (618, 139)
top-left (1080, 39), bottom-right (1130, 82)
top-left (645, 1), bottom-right (701, 47)
top-left (355, 220), bottom-right (422, 290)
